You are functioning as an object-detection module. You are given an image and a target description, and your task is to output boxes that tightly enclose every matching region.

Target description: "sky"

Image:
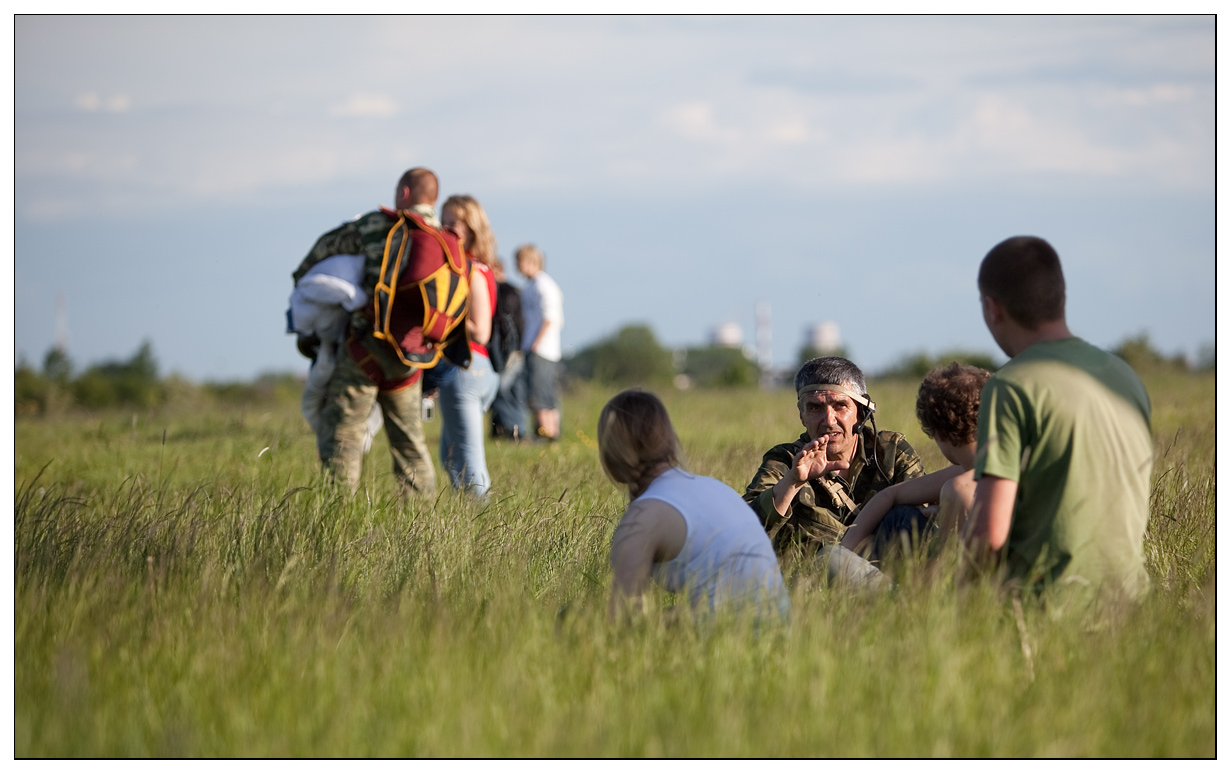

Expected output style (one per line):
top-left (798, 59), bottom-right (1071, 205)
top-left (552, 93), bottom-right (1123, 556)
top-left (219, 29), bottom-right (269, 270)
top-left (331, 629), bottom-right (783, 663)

top-left (11, 15), bottom-right (1217, 382)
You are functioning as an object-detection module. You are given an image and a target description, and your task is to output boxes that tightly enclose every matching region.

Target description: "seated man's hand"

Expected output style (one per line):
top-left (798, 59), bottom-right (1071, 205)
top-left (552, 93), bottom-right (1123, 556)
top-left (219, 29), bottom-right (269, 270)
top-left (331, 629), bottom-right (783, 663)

top-left (789, 437), bottom-right (850, 484)
top-left (770, 437), bottom-right (854, 518)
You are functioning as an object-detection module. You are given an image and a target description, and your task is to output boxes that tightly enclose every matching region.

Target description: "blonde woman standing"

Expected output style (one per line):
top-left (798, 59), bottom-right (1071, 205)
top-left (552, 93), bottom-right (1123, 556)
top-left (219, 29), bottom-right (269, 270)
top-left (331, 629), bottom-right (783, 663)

top-left (439, 194), bottom-right (501, 496)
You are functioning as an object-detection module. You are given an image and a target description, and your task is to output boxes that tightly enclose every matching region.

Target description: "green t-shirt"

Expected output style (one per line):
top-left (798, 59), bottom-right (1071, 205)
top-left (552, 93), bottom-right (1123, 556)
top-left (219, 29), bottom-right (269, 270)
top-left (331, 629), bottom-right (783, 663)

top-left (975, 337), bottom-right (1153, 598)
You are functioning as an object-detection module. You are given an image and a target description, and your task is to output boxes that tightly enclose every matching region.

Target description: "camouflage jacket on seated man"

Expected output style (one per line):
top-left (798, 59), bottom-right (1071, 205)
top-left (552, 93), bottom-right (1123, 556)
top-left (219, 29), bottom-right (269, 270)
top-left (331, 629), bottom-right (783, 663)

top-left (743, 428), bottom-right (925, 554)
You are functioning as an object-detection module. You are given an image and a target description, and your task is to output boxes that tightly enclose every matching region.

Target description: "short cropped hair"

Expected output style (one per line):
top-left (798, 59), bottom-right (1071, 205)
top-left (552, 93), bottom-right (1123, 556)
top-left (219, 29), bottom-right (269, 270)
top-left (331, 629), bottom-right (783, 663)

top-left (915, 362), bottom-right (991, 445)
top-left (515, 244), bottom-right (545, 270)
top-left (395, 167), bottom-right (438, 207)
top-left (794, 356), bottom-right (867, 398)
top-left (598, 389), bottom-right (683, 495)
top-left (978, 236), bottom-right (1066, 330)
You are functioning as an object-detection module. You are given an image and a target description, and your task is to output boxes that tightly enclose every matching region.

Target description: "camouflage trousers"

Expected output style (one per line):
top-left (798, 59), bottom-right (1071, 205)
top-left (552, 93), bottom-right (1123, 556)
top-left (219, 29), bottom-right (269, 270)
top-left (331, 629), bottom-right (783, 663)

top-left (316, 351), bottom-right (436, 496)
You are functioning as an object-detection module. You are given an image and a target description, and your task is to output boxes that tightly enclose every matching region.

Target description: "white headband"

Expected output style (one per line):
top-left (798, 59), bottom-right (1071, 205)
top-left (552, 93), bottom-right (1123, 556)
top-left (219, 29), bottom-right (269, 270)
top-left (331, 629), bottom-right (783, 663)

top-left (796, 383), bottom-right (876, 413)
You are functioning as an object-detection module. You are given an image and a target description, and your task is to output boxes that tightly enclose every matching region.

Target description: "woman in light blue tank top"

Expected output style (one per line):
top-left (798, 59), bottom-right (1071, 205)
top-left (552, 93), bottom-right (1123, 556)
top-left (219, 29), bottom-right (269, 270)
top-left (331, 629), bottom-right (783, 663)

top-left (598, 390), bottom-right (790, 620)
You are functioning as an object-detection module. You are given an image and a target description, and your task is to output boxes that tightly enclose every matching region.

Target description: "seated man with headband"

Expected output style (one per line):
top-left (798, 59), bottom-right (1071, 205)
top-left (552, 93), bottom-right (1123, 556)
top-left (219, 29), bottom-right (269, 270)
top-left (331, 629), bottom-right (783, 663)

top-left (743, 356), bottom-right (926, 561)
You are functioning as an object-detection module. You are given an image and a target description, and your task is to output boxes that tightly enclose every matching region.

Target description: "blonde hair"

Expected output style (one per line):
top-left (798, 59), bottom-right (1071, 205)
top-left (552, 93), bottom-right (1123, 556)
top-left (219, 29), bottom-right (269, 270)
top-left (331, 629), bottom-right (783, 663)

top-left (597, 390), bottom-right (684, 497)
top-left (515, 243), bottom-right (545, 270)
top-left (442, 194), bottom-right (497, 267)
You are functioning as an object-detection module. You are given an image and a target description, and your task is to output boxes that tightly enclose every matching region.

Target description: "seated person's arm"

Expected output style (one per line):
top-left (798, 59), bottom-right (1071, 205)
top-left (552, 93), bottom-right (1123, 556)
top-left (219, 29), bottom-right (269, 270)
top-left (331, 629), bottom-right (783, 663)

top-left (465, 271), bottom-right (492, 345)
top-left (608, 499), bottom-right (686, 620)
top-left (743, 449), bottom-right (793, 527)
top-left (840, 465), bottom-right (965, 553)
top-left (935, 469), bottom-right (977, 541)
top-left (967, 474), bottom-right (1017, 553)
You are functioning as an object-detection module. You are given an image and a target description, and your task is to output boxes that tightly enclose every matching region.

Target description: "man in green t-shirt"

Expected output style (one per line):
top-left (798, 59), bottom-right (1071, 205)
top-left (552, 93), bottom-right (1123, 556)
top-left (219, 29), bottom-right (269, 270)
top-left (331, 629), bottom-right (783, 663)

top-left (969, 236), bottom-right (1153, 599)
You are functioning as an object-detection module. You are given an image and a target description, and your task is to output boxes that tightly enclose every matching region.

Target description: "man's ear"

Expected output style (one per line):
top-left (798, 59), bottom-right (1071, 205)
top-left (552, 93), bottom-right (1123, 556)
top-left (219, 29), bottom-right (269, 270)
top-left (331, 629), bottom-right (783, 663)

top-left (981, 294), bottom-right (1003, 324)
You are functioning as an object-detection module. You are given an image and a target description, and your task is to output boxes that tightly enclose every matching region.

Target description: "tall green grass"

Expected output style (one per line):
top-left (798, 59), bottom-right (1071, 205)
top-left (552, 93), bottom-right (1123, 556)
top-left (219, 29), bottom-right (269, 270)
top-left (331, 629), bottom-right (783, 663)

top-left (14, 375), bottom-right (1215, 756)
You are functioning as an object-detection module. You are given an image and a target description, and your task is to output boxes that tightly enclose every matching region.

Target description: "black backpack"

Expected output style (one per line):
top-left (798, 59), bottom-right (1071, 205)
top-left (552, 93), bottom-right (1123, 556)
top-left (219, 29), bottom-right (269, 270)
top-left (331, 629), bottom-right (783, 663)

top-left (487, 283), bottom-right (522, 374)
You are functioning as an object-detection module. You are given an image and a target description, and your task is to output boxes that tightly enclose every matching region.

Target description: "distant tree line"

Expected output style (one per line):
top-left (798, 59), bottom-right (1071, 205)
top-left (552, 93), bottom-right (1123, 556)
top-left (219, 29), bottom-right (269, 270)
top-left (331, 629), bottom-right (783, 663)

top-left (876, 332), bottom-right (1209, 381)
top-left (564, 324), bottom-right (762, 389)
top-left (563, 324), bottom-right (1211, 390)
top-left (1111, 332), bottom-right (1212, 374)
top-left (876, 350), bottom-right (1004, 380)
top-left (15, 329), bottom-right (1208, 416)
top-left (561, 323), bottom-right (999, 389)
top-left (15, 341), bottom-right (302, 417)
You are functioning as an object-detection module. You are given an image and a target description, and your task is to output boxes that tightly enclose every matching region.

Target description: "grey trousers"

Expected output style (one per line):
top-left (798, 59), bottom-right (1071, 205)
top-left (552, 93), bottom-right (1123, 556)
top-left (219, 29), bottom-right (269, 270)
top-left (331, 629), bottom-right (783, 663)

top-left (817, 545), bottom-right (892, 591)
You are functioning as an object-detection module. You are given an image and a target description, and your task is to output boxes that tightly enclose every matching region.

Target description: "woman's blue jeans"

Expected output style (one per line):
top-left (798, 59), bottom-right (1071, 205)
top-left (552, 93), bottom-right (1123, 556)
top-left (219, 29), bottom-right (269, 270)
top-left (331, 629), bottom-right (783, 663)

top-left (438, 353), bottom-right (500, 496)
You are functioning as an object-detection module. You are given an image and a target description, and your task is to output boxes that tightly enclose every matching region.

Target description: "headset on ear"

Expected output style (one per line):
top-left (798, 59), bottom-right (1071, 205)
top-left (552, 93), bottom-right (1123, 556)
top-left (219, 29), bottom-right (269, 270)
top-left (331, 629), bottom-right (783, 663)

top-left (857, 392), bottom-right (894, 484)
top-left (854, 392), bottom-right (876, 428)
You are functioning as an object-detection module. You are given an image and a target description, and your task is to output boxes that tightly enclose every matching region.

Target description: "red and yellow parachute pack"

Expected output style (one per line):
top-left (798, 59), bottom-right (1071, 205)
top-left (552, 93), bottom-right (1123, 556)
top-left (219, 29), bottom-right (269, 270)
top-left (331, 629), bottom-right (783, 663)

top-left (348, 209), bottom-right (472, 389)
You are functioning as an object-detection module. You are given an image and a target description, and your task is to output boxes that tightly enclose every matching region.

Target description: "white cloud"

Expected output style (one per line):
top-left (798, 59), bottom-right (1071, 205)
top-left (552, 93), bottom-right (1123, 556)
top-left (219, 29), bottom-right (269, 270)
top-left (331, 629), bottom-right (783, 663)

top-left (17, 150), bottom-right (138, 178)
top-left (964, 94), bottom-right (1128, 176)
top-left (1096, 84), bottom-right (1197, 108)
top-left (329, 93), bottom-right (398, 118)
top-left (831, 136), bottom-right (948, 185)
top-left (766, 118), bottom-right (809, 145)
top-left (22, 197), bottom-right (74, 221)
top-left (51, 151), bottom-right (91, 174)
top-left (185, 146), bottom-right (345, 197)
top-left (105, 93), bottom-right (131, 113)
top-left (73, 92), bottom-right (100, 111)
top-left (660, 100), bottom-right (818, 156)
top-left (662, 101), bottom-right (728, 141)
top-left (73, 92), bottom-right (131, 112)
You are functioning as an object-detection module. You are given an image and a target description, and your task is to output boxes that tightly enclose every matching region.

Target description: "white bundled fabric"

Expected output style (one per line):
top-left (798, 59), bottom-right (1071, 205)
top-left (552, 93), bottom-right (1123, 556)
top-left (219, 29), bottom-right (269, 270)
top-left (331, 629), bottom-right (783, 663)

top-left (290, 254), bottom-right (369, 339)
top-left (290, 254), bottom-right (382, 452)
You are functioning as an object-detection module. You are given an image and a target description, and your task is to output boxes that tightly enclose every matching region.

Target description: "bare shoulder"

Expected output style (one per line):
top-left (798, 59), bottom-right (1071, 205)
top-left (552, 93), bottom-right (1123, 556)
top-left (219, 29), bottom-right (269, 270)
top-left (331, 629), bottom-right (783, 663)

top-left (940, 469), bottom-right (977, 509)
top-left (936, 469), bottom-right (978, 539)
top-left (615, 498), bottom-right (687, 562)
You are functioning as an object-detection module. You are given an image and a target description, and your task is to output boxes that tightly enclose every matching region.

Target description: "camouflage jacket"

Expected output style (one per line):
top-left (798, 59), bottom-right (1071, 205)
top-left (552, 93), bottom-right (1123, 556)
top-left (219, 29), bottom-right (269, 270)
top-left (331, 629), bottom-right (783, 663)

top-left (292, 204), bottom-right (442, 299)
top-left (743, 428), bottom-right (924, 553)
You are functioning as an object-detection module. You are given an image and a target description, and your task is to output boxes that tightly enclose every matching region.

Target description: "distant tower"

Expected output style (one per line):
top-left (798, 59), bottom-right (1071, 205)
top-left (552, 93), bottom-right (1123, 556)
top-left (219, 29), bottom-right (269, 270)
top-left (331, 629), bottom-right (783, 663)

top-left (54, 292), bottom-right (69, 353)
top-left (807, 321), bottom-right (842, 355)
top-left (710, 322), bottom-right (744, 348)
top-left (755, 301), bottom-right (773, 389)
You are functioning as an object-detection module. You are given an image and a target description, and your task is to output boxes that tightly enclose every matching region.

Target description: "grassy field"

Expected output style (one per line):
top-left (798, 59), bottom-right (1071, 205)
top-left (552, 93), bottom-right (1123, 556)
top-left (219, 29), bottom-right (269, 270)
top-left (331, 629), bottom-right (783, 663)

top-left (13, 372), bottom-right (1215, 757)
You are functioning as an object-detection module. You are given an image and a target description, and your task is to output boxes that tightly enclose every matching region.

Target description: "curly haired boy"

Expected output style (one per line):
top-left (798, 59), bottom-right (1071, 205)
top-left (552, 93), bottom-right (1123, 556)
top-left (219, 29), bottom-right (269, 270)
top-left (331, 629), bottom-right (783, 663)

top-left (840, 361), bottom-right (991, 556)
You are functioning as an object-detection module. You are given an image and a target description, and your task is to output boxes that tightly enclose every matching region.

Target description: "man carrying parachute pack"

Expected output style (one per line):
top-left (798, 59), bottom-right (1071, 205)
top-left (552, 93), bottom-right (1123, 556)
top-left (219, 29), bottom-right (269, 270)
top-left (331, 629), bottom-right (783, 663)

top-left (291, 167), bottom-right (471, 495)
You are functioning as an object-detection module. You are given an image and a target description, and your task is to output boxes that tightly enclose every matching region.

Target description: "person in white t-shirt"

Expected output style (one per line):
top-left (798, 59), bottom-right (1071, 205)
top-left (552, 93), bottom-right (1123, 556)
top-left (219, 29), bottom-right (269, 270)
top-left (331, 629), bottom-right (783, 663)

top-left (515, 244), bottom-right (564, 441)
top-left (600, 389), bottom-right (790, 621)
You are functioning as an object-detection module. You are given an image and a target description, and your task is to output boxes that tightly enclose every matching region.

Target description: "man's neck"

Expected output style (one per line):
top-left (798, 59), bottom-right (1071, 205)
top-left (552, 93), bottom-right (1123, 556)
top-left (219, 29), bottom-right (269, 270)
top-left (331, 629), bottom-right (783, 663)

top-left (396, 199), bottom-right (440, 223)
top-left (1005, 319), bottom-right (1072, 358)
top-left (403, 202), bottom-right (439, 228)
top-left (955, 445), bottom-right (977, 471)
